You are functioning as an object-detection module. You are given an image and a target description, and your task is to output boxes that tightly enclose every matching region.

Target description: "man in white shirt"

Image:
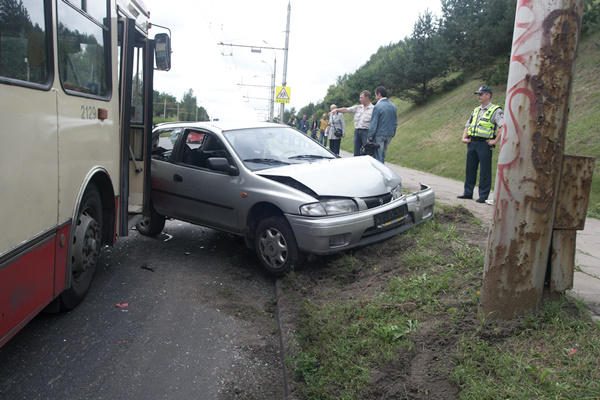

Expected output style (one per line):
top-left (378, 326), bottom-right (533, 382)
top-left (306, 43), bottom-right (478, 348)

top-left (333, 90), bottom-right (374, 156)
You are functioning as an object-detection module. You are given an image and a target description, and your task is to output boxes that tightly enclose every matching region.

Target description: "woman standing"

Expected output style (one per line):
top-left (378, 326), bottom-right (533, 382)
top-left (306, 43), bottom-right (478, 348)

top-left (328, 104), bottom-right (345, 155)
top-left (319, 112), bottom-right (329, 147)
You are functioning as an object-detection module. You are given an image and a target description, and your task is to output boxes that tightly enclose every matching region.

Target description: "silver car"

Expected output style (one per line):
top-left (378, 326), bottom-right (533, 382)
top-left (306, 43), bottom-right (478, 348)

top-left (137, 121), bottom-right (434, 275)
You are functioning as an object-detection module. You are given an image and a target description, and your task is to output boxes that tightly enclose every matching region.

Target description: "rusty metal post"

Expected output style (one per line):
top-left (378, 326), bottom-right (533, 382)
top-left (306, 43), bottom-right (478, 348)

top-left (550, 155), bottom-right (595, 292)
top-left (481, 0), bottom-right (584, 319)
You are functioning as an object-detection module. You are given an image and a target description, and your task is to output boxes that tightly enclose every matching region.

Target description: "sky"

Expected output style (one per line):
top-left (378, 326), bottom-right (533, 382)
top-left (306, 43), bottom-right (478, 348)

top-left (148, 0), bottom-right (442, 121)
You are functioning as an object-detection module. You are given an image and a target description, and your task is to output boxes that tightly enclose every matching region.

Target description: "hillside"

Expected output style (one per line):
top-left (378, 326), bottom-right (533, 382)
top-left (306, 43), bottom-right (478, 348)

top-left (342, 31), bottom-right (600, 217)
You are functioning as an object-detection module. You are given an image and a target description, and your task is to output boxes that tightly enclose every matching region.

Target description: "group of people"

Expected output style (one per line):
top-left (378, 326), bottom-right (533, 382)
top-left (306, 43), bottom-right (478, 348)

top-left (291, 85), bottom-right (398, 163)
top-left (290, 84), bottom-right (503, 204)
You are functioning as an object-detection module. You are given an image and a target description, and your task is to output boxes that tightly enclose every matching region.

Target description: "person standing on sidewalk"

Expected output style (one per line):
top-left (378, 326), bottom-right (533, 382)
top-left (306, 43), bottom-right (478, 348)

top-left (457, 85), bottom-right (504, 203)
top-left (332, 90), bottom-right (374, 156)
top-left (328, 104), bottom-right (345, 156)
top-left (297, 114), bottom-right (309, 134)
top-left (367, 86), bottom-right (397, 163)
top-left (319, 112), bottom-right (329, 147)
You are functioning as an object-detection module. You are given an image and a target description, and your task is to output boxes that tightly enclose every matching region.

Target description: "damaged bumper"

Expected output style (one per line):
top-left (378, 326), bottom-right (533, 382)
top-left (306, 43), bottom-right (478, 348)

top-left (286, 184), bottom-right (435, 255)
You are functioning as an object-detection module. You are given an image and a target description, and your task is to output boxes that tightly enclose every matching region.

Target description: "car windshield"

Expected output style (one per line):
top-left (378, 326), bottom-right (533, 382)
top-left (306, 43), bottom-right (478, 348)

top-left (223, 126), bottom-right (335, 170)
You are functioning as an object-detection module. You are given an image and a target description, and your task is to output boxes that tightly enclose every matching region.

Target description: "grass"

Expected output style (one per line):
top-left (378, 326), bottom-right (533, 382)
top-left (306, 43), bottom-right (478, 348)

top-left (342, 31), bottom-right (600, 217)
top-left (287, 206), bottom-right (600, 399)
top-left (453, 299), bottom-right (600, 399)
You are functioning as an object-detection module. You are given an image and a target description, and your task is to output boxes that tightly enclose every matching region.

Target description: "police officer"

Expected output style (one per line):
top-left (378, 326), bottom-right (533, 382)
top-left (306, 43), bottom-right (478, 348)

top-left (457, 85), bottom-right (504, 203)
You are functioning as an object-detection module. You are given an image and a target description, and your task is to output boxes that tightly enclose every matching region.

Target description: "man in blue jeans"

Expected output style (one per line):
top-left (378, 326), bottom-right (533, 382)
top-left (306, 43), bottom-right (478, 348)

top-left (457, 85), bottom-right (504, 203)
top-left (367, 86), bottom-right (397, 163)
top-left (333, 90), bottom-right (374, 156)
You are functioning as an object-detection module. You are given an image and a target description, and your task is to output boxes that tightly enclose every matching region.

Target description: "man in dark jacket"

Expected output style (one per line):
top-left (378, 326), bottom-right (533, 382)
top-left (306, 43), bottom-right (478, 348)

top-left (367, 86), bottom-right (397, 163)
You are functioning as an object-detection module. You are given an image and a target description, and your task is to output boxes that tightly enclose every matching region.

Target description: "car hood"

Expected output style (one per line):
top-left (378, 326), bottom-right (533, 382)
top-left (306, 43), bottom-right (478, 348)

top-left (257, 156), bottom-right (401, 197)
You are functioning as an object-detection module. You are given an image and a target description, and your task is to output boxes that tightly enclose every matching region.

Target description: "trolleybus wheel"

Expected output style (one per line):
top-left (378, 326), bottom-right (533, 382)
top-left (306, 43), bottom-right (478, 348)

top-left (60, 185), bottom-right (103, 310)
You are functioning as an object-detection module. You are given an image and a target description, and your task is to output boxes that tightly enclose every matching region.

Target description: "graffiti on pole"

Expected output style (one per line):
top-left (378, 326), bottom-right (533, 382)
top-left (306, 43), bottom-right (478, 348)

top-left (482, 0), bottom-right (584, 318)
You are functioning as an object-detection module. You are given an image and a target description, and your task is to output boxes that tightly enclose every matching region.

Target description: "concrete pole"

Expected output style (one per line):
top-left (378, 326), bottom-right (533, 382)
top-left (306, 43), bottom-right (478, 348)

top-left (280, 1), bottom-right (291, 122)
top-left (270, 57), bottom-right (276, 121)
top-left (163, 98), bottom-right (167, 119)
top-left (481, 0), bottom-right (584, 319)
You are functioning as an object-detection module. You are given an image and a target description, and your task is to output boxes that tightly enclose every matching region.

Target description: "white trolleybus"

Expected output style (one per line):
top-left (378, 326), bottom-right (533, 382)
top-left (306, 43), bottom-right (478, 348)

top-left (0, 0), bottom-right (172, 347)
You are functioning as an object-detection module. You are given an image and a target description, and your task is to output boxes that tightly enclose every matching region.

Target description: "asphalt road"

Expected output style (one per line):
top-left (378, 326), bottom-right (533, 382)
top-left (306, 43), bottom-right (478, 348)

top-left (0, 221), bottom-right (284, 400)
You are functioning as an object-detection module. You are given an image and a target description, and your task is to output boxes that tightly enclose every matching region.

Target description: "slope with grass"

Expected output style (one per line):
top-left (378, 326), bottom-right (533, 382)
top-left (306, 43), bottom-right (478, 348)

top-left (342, 31), bottom-right (600, 217)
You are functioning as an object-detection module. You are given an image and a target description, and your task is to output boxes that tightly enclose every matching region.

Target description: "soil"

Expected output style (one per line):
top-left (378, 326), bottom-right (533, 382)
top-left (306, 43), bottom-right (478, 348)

top-left (276, 206), bottom-right (491, 400)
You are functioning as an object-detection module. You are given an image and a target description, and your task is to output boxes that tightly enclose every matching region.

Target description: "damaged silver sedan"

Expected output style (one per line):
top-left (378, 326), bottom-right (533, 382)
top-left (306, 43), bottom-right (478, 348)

top-left (138, 121), bottom-right (434, 275)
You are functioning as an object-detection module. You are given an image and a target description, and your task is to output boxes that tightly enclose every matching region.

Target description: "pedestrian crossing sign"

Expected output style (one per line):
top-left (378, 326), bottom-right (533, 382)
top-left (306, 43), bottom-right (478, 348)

top-left (275, 86), bottom-right (291, 104)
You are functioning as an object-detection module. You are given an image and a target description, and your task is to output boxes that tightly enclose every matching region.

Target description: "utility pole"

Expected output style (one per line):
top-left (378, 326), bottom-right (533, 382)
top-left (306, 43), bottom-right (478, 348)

top-left (218, 42), bottom-right (284, 122)
top-left (280, 1), bottom-right (291, 122)
top-left (270, 56), bottom-right (276, 121)
top-left (481, 0), bottom-right (586, 319)
top-left (163, 98), bottom-right (167, 119)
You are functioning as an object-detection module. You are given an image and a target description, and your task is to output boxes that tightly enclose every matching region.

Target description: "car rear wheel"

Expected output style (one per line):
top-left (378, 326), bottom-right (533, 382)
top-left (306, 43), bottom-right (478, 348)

top-left (136, 204), bottom-right (166, 237)
top-left (255, 216), bottom-right (300, 275)
top-left (60, 185), bottom-right (102, 310)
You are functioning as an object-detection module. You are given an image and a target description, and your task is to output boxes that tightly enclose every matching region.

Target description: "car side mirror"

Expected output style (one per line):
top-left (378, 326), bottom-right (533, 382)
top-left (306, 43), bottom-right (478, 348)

top-left (154, 33), bottom-right (171, 71)
top-left (208, 157), bottom-right (239, 176)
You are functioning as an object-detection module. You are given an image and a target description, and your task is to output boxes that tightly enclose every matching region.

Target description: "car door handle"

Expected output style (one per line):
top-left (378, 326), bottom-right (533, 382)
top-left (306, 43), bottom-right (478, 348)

top-left (173, 174), bottom-right (183, 182)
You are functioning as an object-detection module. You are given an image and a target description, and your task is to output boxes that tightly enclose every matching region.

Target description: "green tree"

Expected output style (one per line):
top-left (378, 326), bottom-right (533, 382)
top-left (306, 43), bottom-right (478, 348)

top-left (405, 11), bottom-right (448, 104)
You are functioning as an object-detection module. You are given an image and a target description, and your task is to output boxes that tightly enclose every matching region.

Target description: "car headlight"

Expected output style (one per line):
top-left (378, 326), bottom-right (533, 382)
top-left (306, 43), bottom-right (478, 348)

top-left (391, 184), bottom-right (403, 200)
top-left (300, 199), bottom-right (358, 216)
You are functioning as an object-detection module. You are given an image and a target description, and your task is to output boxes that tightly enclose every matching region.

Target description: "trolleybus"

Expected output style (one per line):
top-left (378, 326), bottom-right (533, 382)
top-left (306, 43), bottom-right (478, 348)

top-left (0, 0), bottom-right (171, 346)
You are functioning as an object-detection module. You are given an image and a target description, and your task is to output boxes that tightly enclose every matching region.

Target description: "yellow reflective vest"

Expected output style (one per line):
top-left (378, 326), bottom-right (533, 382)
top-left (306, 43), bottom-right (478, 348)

top-left (467, 104), bottom-right (501, 139)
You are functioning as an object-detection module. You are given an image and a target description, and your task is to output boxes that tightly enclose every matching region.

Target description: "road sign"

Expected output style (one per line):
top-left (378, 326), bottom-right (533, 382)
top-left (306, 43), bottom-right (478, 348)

top-left (275, 86), bottom-right (291, 104)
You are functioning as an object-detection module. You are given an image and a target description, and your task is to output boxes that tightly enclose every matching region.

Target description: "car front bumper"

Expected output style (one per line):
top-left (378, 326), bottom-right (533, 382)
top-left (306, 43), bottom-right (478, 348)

top-left (285, 184), bottom-right (435, 255)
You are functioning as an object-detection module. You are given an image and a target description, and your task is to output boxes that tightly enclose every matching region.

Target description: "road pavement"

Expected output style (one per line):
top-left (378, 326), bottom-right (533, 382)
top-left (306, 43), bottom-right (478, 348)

top-left (0, 222), bottom-right (283, 400)
top-left (378, 156), bottom-right (600, 321)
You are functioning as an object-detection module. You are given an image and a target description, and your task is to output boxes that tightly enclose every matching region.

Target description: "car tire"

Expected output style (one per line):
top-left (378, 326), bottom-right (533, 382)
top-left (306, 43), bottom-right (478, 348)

top-left (255, 216), bottom-right (300, 276)
top-left (136, 204), bottom-right (166, 237)
top-left (60, 185), bottom-right (103, 310)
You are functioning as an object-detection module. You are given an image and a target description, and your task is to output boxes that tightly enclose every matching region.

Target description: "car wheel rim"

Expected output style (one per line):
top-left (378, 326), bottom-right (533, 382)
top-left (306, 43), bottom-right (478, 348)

top-left (259, 227), bottom-right (288, 269)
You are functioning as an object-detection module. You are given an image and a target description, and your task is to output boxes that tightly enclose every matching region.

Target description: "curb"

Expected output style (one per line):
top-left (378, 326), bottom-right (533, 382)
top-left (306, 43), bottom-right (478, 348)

top-left (274, 278), bottom-right (291, 400)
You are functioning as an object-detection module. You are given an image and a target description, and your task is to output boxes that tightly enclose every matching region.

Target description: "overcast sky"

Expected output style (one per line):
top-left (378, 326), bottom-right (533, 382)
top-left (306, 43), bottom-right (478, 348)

top-left (148, 0), bottom-right (441, 121)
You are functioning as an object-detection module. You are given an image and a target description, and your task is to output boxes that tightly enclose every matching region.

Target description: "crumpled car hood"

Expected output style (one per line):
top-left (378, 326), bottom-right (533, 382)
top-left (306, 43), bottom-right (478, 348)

top-left (258, 156), bottom-right (401, 197)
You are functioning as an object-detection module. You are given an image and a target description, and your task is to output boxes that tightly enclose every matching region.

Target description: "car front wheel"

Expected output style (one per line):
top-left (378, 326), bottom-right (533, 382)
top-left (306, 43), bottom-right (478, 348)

top-left (255, 216), bottom-right (300, 275)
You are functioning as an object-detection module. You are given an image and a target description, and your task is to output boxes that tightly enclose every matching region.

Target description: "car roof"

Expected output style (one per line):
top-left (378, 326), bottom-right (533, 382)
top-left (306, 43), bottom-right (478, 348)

top-left (153, 120), bottom-right (284, 133)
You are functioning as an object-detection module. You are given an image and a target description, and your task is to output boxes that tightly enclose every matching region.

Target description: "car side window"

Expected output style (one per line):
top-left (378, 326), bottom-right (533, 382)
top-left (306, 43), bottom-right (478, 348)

top-left (152, 127), bottom-right (183, 161)
top-left (180, 131), bottom-right (232, 171)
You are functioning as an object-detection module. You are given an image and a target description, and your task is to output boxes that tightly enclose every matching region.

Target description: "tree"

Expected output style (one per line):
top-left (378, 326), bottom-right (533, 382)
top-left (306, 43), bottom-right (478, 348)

top-left (404, 11), bottom-right (449, 104)
top-left (440, 0), bottom-right (516, 71)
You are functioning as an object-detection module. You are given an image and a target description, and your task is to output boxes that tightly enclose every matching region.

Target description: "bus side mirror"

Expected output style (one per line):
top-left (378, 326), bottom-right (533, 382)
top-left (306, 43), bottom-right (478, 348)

top-left (154, 33), bottom-right (171, 71)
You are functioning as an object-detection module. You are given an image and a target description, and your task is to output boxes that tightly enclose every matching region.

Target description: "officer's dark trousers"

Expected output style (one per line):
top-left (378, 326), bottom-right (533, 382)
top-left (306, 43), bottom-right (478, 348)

top-left (464, 140), bottom-right (492, 200)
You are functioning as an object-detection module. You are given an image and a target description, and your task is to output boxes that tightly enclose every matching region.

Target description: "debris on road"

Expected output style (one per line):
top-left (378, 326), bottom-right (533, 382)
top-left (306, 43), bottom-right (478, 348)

top-left (140, 264), bottom-right (155, 272)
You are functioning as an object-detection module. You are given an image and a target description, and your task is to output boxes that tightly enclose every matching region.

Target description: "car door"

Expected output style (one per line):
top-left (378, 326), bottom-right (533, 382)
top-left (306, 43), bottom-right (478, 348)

top-left (153, 128), bottom-right (243, 232)
top-left (149, 126), bottom-right (186, 216)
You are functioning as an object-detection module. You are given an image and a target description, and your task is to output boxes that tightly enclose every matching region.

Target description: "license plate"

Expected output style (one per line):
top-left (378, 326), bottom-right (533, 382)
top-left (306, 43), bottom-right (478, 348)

top-left (374, 204), bottom-right (408, 228)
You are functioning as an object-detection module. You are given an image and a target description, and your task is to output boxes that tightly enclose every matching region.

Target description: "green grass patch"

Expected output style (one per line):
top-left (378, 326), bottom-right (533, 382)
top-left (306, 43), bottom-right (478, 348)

top-left (289, 208), bottom-right (483, 399)
top-left (287, 206), bottom-right (600, 399)
top-left (453, 299), bottom-right (600, 399)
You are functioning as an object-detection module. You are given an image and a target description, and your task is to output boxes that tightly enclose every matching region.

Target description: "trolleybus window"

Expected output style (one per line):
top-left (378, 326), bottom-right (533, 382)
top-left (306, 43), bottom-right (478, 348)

top-left (0, 0), bottom-right (50, 85)
top-left (57, 0), bottom-right (110, 97)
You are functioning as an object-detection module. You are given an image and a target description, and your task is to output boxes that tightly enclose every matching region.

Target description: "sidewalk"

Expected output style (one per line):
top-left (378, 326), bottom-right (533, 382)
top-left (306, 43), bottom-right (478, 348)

top-left (348, 152), bottom-right (600, 320)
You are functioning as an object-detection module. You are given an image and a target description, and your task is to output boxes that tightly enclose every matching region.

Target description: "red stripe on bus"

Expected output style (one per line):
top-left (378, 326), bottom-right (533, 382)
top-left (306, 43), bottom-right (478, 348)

top-left (0, 236), bottom-right (56, 347)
